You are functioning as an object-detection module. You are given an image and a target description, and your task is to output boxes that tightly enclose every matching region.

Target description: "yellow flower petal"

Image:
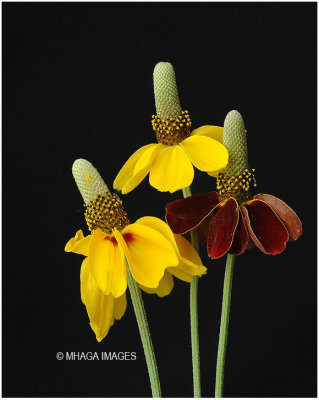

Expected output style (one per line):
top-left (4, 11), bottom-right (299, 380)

top-left (175, 234), bottom-right (202, 265)
top-left (206, 169), bottom-right (223, 178)
top-left (149, 145), bottom-right (194, 192)
top-left (136, 216), bottom-right (206, 281)
top-left (140, 271), bottom-right (174, 297)
top-left (80, 258), bottom-right (115, 342)
top-left (121, 144), bottom-right (163, 194)
top-left (167, 267), bottom-right (191, 282)
top-left (191, 125), bottom-right (223, 143)
top-left (113, 144), bottom-right (155, 188)
top-left (114, 292), bottom-right (127, 320)
top-left (180, 135), bottom-right (228, 172)
top-left (89, 229), bottom-right (127, 298)
top-left (170, 234), bottom-right (207, 280)
top-left (80, 257), bottom-right (91, 305)
top-left (135, 216), bottom-right (174, 237)
top-left (134, 143), bottom-right (163, 173)
top-left (113, 143), bottom-right (160, 194)
top-left (65, 230), bottom-right (92, 256)
top-left (114, 223), bottom-right (178, 288)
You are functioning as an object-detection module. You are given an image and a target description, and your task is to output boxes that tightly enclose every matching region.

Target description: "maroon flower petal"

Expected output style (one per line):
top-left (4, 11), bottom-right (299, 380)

top-left (229, 208), bottom-right (249, 255)
top-left (166, 191), bottom-right (220, 234)
top-left (240, 212), bottom-right (255, 250)
top-left (207, 197), bottom-right (239, 259)
top-left (198, 213), bottom-right (214, 244)
top-left (241, 199), bottom-right (289, 255)
top-left (246, 237), bottom-right (256, 250)
top-left (254, 194), bottom-right (302, 241)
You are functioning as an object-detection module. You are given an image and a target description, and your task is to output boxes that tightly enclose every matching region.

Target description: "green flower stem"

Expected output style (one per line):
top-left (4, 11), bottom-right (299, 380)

top-left (126, 263), bottom-right (161, 398)
top-left (182, 186), bottom-right (201, 398)
top-left (215, 253), bottom-right (236, 398)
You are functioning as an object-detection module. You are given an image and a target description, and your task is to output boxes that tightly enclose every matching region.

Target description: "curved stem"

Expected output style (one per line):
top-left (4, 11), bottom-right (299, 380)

top-left (126, 263), bottom-right (161, 397)
top-left (182, 186), bottom-right (201, 398)
top-left (215, 253), bottom-right (236, 398)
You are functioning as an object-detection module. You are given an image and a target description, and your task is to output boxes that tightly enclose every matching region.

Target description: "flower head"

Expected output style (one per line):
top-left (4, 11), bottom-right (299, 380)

top-left (113, 62), bottom-right (229, 194)
top-left (166, 110), bottom-right (302, 258)
top-left (65, 159), bottom-right (206, 341)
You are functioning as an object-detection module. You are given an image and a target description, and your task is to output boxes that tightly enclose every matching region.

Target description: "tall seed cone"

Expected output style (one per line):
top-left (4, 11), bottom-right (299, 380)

top-left (153, 62), bottom-right (182, 119)
top-left (222, 110), bottom-right (249, 177)
top-left (72, 158), bottom-right (109, 204)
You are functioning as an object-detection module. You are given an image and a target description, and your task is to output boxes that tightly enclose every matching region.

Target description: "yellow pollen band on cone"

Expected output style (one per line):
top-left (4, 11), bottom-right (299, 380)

top-left (152, 110), bottom-right (191, 145)
top-left (85, 193), bottom-right (130, 234)
top-left (217, 168), bottom-right (257, 204)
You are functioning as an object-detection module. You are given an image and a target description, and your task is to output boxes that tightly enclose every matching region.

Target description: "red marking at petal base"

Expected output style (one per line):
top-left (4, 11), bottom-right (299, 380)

top-left (123, 232), bottom-right (134, 244)
top-left (104, 236), bottom-right (118, 245)
top-left (229, 208), bottom-right (249, 255)
top-left (166, 191), bottom-right (220, 234)
top-left (254, 194), bottom-right (302, 241)
top-left (241, 199), bottom-right (289, 255)
top-left (207, 197), bottom-right (239, 259)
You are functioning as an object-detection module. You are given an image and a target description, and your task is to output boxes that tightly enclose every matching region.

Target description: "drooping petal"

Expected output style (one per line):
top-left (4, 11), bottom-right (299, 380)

top-left (114, 292), bottom-right (127, 320)
top-left (140, 271), bottom-right (174, 297)
top-left (169, 234), bottom-right (207, 281)
top-left (113, 224), bottom-right (178, 288)
top-left (241, 199), bottom-right (289, 255)
top-left (254, 194), bottom-right (302, 241)
top-left (134, 143), bottom-right (164, 173)
top-left (113, 143), bottom-right (160, 194)
top-left (246, 237), bottom-right (256, 250)
top-left (80, 258), bottom-right (115, 342)
top-left (135, 216), bottom-right (207, 280)
top-left (135, 216), bottom-right (180, 249)
top-left (89, 229), bottom-right (127, 298)
top-left (191, 125), bottom-right (224, 143)
top-left (229, 208), bottom-right (249, 255)
top-left (65, 230), bottom-right (92, 256)
top-left (149, 145), bottom-right (194, 192)
top-left (197, 213), bottom-right (214, 244)
top-left (80, 257), bottom-right (91, 305)
top-left (166, 267), bottom-right (191, 282)
top-left (180, 135), bottom-right (228, 172)
top-left (166, 192), bottom-right (220, 234)
top-left (207, 197), bottom-right (239, 259)
top-left (174, 233), bottom-right (203, 266)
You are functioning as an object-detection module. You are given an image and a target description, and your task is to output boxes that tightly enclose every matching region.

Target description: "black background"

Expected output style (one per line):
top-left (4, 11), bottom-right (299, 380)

top-left (3, 2), bottom-right (317, 398)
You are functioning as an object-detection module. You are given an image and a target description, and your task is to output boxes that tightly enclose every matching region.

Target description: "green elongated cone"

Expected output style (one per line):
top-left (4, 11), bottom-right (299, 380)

top-left (72, 158), bottom-right (109, 204)
top-left (153, 62), bottom-right (182, 119)
top-left (223, 110), bottom-right (249, 177)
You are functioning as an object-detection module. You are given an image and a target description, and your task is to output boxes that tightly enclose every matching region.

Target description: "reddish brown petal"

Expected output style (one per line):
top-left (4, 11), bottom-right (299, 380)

top-left (198, 201), bottom-right (222, 244)
top-left (246, 237), bottom-right (256, 250)
top-left (165, 191), bottom-right (220, 234)
top-left (229, 208), bottom-right (249, 255)
top-left (198, 213), bottom-right (214, 244)
top-left (240, 211), bottom-right (255, 250)
top-left (241, 199), bottom-right (289, 255)
top-left (207, 197), bottom-right (239, 259)
top-left (254, 194), bottom-right (302, 241)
